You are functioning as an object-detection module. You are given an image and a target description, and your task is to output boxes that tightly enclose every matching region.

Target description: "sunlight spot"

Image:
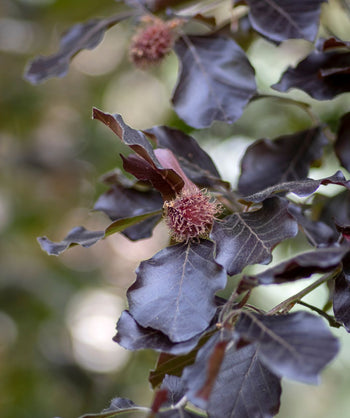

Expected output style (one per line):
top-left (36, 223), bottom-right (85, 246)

top-left (66, 289), bottom-right (129, 373)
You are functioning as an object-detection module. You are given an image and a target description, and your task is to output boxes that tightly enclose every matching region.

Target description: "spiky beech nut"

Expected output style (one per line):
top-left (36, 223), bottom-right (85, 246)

top-left (164, 188), bottom-right (221, 242)
top-left (129, 17), bottom-right (182, 68)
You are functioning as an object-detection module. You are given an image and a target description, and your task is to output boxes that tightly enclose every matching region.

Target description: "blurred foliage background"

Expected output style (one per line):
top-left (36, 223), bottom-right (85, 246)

top-left (1, 0), bottom-right (350, 417)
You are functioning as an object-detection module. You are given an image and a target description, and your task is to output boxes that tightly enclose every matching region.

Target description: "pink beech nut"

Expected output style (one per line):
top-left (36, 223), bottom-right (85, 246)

top-left (154, 148), bottom-right (221, 242)
top-left (129, 16), bottom-right (183, 69)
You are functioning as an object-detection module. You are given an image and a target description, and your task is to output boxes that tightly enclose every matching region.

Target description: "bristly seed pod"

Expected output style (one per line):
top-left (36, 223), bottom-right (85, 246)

top-left (130, 16), bottom-right (183, 69)
top-left (154, 147), bottom-right (221, 242)
top-left (164, 189), bottom-right (221, 242)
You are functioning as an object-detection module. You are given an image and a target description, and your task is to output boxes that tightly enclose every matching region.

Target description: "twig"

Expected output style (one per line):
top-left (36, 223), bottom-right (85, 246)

top-left (267, 266), bottom-right (342, 315)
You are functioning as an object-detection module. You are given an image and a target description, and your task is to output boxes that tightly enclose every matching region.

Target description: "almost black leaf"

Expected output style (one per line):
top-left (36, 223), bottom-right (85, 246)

top-left (127, 240), bottom-right (227, 342)
top-left (246, 0), bottom-right (326, 42)
top-left (273, 49), bottom-right (350, 100)
top-left (333, 254), bottom-right (350, 332)
top-left (288, 203), bottom-right (336, 247)
top-left (24, 14), bottom-right (130, 84)
top-left (238, 127), bottom-right (328, 196)
top-left (242, 244), bottom-right (349, 288)
top-left (94, 184), bottom-right (163, 240)
top-left (235, 311), bottom-right (340, 384)
top-left (172, 34), bottom-right (256, 128)
top-left (211, 197), bottom-right (298, 276)
top-left (335, 112), bottom-right (350, 172)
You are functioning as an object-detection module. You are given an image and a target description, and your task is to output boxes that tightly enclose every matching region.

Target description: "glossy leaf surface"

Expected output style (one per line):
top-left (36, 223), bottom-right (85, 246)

top-left (172, 35), bottom-right (256, 128)
top-left (127, 240), bottom-right (227, 342)
top-left (211, 197), bottom-right (298, 276)
top-left (235, 311), bottom-right (340, 384)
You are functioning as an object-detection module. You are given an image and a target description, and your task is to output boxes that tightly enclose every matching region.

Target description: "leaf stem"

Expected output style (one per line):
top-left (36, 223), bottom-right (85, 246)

top-left (267, 266), bottom-right (342, 315)
top-left (296, 300), bottom-right (342, 328)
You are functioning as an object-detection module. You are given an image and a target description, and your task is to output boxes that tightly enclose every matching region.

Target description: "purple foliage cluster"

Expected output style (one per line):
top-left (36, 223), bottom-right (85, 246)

top-left (25, 0), bottom-right (350, 417)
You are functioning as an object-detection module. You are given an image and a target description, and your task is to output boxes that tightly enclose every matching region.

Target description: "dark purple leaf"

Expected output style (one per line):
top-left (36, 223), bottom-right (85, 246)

top-left (114, 310), bottom-right (204, 355)
top-left (182, 333), bottom-right (281, 417)
top-left (94, 184), bottom-right (163, 240)
top-left (273, 50), bottom-right (350, 100)
top-left (24, 14), bottom-right (130, 84)
top-left (172, 35), bottom-right (256, 128)
top-left (333, 254), bottom-right (350, 332)
top-left (127, 240), bottom-right (227, 342)
top-left (288, 204), bottom-right (336, 247)
top-left (318, 190), bottom-right (350, 234)
top-left (335, 112), bottom-right (350, 172)
top-left (160, 375), bottom-right (186, 405)
top-left (246, 0), bottom-right (326, 43)
top-left (38, 211), bottom-right (161, 255)
top-left (235, 311), bottom-right (340, 384)
top-left (146, 126), bottom-right (228, 189)
top-left (211, 197), bottom-right (298, 276)
top-left (37, 227), bottom-right (104, 256)
top-left (238, 127), bottom-right (328, 196)
top-left (241, 171), bottom-right (350, 203)
top-left (79, 397), bottom-right (148, 418)
top-left (242, 244), bottom-right (350, 288)
top-left (333, 270), bottom-right (350, 332)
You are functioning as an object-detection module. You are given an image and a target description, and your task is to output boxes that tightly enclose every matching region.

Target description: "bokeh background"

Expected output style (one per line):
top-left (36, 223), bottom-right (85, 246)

top-left (1, 0), bottom-right (350, 417)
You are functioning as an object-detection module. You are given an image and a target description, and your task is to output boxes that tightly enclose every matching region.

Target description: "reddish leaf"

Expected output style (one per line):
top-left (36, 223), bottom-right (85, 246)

top-left (211, 197), bottom-right (298, 276)
top-left (24, 14), bottom-right (130, 84)
top-left (335, 112), bottom-right (350, 172)
top-left (93, 109), bottom-right (184, 199)
top-left (238, 126), bottom-right (328, 196)
top-left (246, 0), bottom-right (326, 42)
top-left (172, 34), bottom-right (256, 128)
top-left (273, 49), bottom-right (350, 100)
top-left (127, 240), bottom-right (227, 342)
top-left (235, 311), bottom-right (340, 384)
top-left (145, 126), bottom-right (227, 189)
